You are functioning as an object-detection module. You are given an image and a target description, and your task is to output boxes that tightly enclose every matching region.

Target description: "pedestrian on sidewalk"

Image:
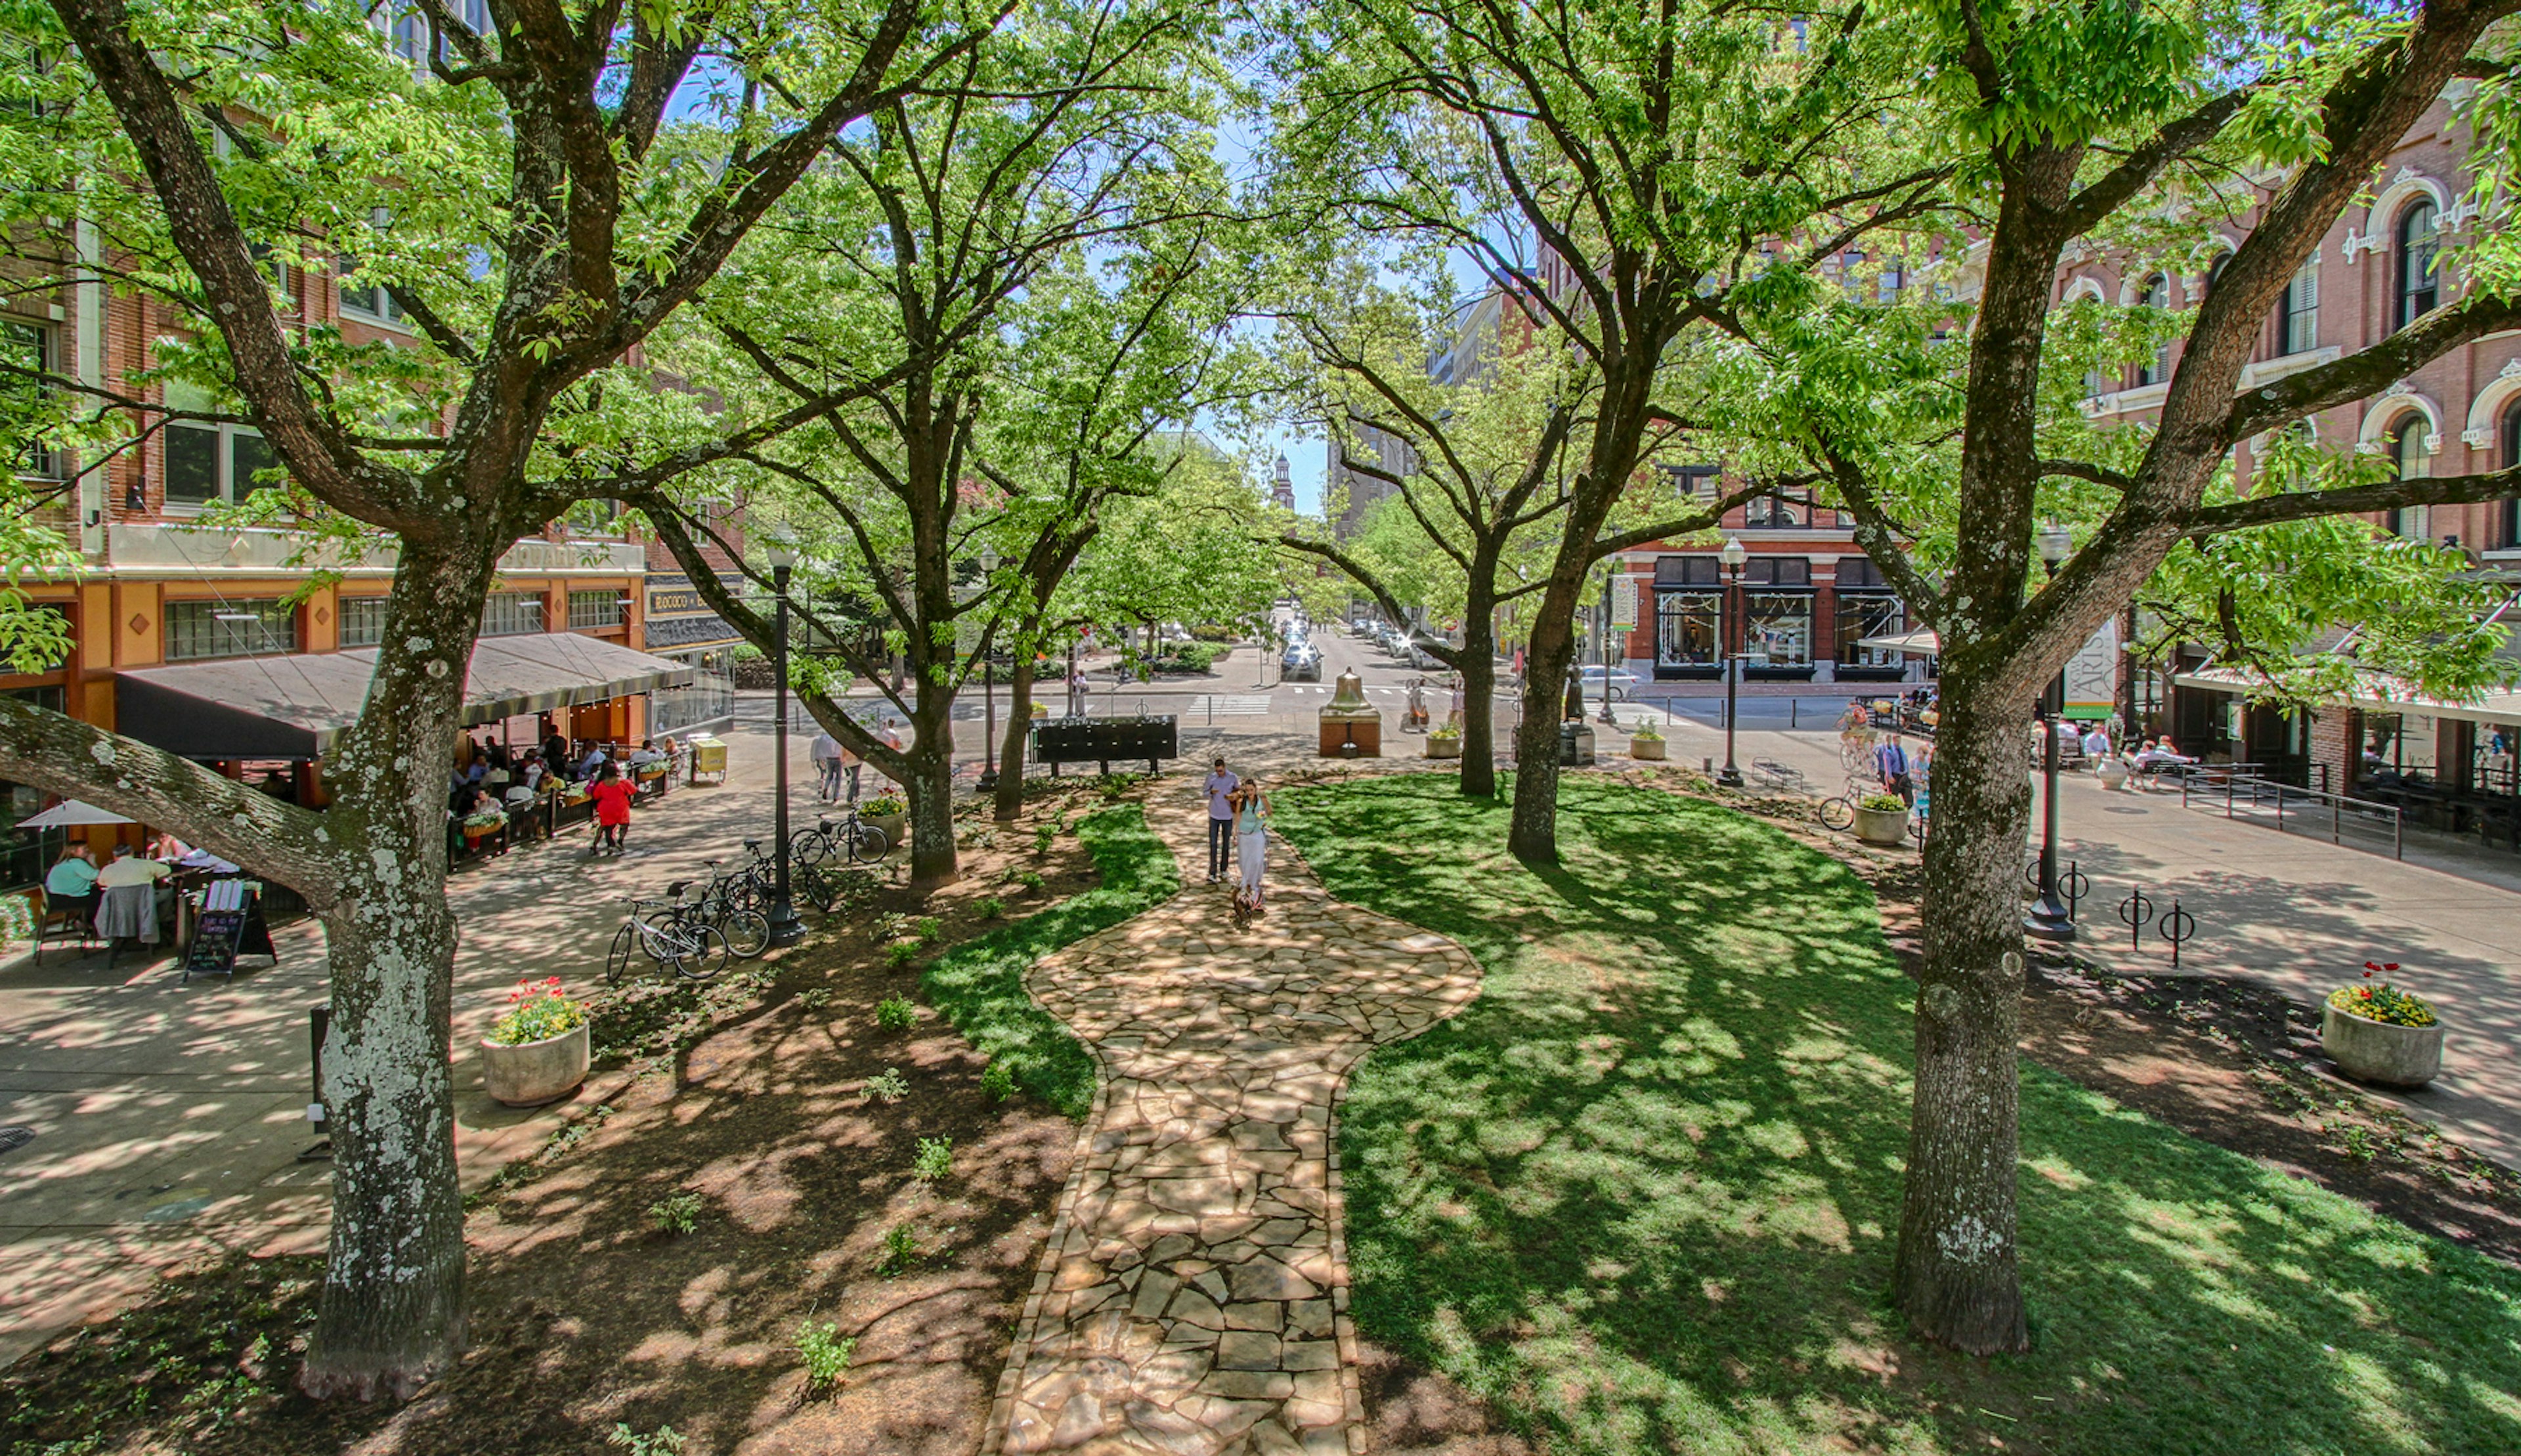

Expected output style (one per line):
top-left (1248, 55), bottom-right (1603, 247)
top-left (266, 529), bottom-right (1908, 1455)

top-left (1875, 736), bottom-right (1914, 805)
top-left (809, 726), bottom-right (843, 802)
top-left (588, 760), bottom-right (636, 855)
top-left (1230, 774), bottom-right (1274, 924)
top-left (1067, 664), bottom-right (1089, 718)
top-left (1203, 756), bottom-right (1240, 883)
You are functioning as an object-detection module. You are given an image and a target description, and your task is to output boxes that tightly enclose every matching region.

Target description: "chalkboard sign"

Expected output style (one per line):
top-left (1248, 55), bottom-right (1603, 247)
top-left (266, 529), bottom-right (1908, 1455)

top-left (183, 893), bottom-right (274, 983)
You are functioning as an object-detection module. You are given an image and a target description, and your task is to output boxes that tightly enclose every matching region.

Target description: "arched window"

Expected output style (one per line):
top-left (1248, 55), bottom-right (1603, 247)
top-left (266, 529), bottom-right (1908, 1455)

top-left (2501, 398), bottom-right (2521, 550)
top-left (2396, 202), bottom-right (2438, 330)
top-left (2134, 273), bottom-right (2171, 387)
top-left (2388, 414), bottom-right (2430, 541)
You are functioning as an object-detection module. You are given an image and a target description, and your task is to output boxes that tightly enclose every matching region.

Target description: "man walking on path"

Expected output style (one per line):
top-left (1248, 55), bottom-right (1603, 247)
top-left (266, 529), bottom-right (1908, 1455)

top-left (809, 727), bottom-right (843, 802)
top-left (1203, 756), bottom-right (1239, 884)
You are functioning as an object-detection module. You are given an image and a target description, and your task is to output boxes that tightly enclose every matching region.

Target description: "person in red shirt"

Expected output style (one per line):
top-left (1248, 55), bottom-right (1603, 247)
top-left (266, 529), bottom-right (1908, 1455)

top-left (587, 760), bottom-right (637, 856)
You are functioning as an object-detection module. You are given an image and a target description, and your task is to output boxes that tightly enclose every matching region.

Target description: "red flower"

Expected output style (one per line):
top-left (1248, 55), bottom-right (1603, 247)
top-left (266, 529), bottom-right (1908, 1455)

top-left (2359, 987), bottom-right (2373, 998)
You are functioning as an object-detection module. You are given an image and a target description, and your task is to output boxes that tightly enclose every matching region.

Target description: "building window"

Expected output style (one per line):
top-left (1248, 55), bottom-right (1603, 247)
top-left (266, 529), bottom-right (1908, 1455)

top-left (2279, 261), bottom-right (2318, 355)
top-left (337, 594), bottom-right (389, 648)
top-left (160, 378), bottom-right (282, 507)
top-left (1834, 559), bottom-right (1905, 674)
top-left (1742, 557), bottom-right (1813, 670)
top-left (337, 209), bottom-right (406, 326)
top-left (2396, 202), bottom-right (2438, 331)
top-left (2387, 414), bottom-right (2430, 542)
top-left (164, 599), bottom-right (297, 661)
top-left (568, 589), bottom-right (625, 630)
top-left (478, 592), bottom-right (544, 637)
top-left (1744, 492), bottom-right (1810, 529)
top-left (1651, 556), bottom-right (1721, 678)
top-left (2500, 399), bottom-right (2521, 551)
top-left (2134, 273), bottom-right (2170, 387)
top-left (2, 320), bottom-right (62, 479)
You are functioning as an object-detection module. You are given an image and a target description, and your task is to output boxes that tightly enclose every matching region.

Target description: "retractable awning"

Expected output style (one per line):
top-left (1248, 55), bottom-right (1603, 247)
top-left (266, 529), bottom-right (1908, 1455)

top-left (115, 633), bottom-right (697, 760)
top-left (2171, 666), bottom-right (2521, 728)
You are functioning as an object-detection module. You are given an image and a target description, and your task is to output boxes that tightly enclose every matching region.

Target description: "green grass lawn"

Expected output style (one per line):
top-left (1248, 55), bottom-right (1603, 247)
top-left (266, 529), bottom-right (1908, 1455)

top-left (922, 803), bottom-right (1176, 1117)
top-left (1274, 774), bottom-right (2521, 1456)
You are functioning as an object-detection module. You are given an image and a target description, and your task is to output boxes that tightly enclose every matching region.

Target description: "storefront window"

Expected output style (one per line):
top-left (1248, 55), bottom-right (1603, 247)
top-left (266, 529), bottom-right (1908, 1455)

top-left (1746, 593), bottom-right (1813, 668)
top-left (2361, 712), bottom-right (2439, 782)
top-left (479, 592), bottom-right (544, 637)
top-left (338, 594), bottom-right (389, 648)
top-left (1836, 593), bottom-right (1902, 669)
top-left (1655, 591), bottom-right (1721, 674)
top-left (164, 599), bottom-right (296, 661)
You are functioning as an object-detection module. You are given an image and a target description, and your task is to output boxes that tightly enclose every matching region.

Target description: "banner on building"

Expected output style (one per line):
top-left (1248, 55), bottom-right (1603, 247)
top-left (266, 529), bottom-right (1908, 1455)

top-left (1609, 574), bottom-right (1639, 630)
top-left (2063, 619), bottom-right (2120, 720)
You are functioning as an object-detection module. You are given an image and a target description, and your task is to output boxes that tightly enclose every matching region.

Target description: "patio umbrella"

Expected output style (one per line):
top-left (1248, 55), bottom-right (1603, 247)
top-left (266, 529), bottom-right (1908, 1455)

top-left (14, 800), bottom-right (136, 830)
top-left (1856, 628), bottom-right (1941, 658)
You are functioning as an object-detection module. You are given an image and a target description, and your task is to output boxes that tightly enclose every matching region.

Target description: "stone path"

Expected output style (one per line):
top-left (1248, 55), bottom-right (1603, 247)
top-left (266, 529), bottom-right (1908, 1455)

top-left (987, 803), bottom-right (1481, 1456)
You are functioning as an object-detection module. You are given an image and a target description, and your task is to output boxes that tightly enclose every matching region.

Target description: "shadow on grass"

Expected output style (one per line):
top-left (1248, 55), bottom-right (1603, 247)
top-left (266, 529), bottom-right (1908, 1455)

top-left (920, 804), bottom-right (1178, 1119)
top-left (1276, 773), bottom-right (2521, 1456)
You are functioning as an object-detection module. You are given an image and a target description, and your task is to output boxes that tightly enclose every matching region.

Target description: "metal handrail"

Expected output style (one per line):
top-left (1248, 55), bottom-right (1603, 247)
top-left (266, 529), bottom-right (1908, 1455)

top-left (2182, 770), bottom-right (2403, 860)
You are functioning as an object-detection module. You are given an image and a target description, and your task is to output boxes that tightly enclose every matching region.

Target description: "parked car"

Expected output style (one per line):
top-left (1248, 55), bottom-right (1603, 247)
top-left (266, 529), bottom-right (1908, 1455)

top-left (1576, 664), bottom-right (1643, 700)
top-left (1281, 644), bottom-right (1323, 681)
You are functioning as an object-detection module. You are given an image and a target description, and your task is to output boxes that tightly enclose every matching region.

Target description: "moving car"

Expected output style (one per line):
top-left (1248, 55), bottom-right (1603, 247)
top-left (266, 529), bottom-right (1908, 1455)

top-left (1281, 643), bottom-right (1323, 681)
top-left (1576, 664), bottom-right (1642, 700)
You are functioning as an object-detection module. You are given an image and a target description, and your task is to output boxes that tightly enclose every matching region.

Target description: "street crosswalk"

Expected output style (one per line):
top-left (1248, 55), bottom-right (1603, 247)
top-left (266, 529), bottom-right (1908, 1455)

top-left (1185, 695), bottom-right (1274, 716)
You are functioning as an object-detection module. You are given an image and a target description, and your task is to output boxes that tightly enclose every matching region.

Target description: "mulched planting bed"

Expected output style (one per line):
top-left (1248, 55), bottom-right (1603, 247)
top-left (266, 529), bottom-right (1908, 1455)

top-left (0, 782), bottom-right (1161, 1456)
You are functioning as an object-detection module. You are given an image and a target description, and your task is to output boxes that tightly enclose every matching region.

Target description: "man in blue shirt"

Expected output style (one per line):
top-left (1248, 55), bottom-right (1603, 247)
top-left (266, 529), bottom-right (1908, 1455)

top-left (1203, 757), bottom-right (1239, 884)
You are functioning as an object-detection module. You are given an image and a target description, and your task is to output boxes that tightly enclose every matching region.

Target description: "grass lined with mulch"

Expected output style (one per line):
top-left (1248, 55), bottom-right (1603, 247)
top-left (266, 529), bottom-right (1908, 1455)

top-left (1275, 773), bottom-right (2521, 1456)
top-left (920, 803), bottom-right (1178, 1118)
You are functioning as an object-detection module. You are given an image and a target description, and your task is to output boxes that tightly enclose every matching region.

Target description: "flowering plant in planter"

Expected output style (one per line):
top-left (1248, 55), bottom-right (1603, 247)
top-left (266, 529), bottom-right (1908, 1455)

top-left (488, 977), bottom-right (587, 1046)
top-left (1860, 792), bottom-right (1906, 813)
top-left (2328, 962), bottom-right (2435, 1027)
top-left (462, 809), bottom-right (507, 832)
top-left (1427, 723), bottom-right (1463, 741)
top-left (862, 793), bottom-right (907, 817)
top-left (1629, 721), bottom-right (1663, 741)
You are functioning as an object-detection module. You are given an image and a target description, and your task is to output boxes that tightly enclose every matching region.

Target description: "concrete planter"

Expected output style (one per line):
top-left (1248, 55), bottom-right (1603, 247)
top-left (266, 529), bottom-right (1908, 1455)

top-left (1629, 737), bottom-right (1667, 761)
top-left (481, 1020), bottom-right (590, 1107)
top-left (863, 812), bottom-right (906, 852)
top-left (2094, 758), bottom-right (2129, 790)
top-left (1853, 804), bottom-right (1909, 847)
top-left (2322, 1005), bottom-right (2444, 1089)
top-left (1425, 736), bottom-right (1463, 760)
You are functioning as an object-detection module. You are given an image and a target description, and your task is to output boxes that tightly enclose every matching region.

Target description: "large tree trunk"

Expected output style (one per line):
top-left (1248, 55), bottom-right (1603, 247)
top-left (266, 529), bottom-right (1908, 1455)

top-left (299, 539), bottom-right (495, 1398)
top-left (995, 656), bottom-right (1035, 822)
top-left (903, 687), bottom-right (961, 889)
top-left (1891, 668), bottom-right (2036, 1354)
top-left (1456, 602), bottom-right (1500, 800)
top-left (1507, 584), bottom-right (1580, 863)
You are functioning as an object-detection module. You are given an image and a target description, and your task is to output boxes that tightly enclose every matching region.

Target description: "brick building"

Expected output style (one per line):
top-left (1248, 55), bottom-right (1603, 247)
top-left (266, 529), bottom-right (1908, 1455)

top-left (0, 133), bottom-right (711, 888)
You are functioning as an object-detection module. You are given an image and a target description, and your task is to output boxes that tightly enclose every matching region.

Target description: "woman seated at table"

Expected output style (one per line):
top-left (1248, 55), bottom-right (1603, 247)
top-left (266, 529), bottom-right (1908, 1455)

top-left (44, 844), bottom-right (100, 930)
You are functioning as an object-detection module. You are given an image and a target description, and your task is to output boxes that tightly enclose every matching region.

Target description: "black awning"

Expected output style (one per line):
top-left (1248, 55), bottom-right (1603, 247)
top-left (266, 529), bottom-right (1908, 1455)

top-left (116, 633), bottom-right (697, 760)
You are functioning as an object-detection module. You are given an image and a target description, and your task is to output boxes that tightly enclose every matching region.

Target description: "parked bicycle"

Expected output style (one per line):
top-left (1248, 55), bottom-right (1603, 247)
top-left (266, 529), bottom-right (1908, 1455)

top-left (736, 838), bottom-right (840, 915)
top-left (605, 890), bottom-right (732, 986)
top-left (673, 863), bottom-right (772, 959)
top-left (789, 808), bottom-right (891, 868)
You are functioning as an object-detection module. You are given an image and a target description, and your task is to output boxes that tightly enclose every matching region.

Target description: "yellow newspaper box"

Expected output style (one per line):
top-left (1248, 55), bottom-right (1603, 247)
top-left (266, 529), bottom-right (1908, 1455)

top-left (687, 737), bottom-right (729, 785)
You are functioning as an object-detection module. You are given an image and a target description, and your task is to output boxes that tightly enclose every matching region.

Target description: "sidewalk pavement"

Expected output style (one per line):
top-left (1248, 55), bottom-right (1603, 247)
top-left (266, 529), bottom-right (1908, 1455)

top-left (0, 727), bottom-right (829, 1367)
top-left (1620, 704), bottom-right (2521, 1167)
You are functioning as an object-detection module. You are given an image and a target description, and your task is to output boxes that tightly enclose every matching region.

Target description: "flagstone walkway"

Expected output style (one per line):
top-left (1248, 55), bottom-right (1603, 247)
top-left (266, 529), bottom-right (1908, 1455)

top-left (986, 804), bottom-right (1481, 1456)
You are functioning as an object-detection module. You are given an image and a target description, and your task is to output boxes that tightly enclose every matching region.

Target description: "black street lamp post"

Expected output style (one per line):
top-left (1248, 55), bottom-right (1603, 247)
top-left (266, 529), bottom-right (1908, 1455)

top-left (1596, 573), bottom-right (1618, 727)
top-left (976, 546), bottom-right (1000, 792)
top-left (1717, 534), bottom-right (1746, 786)
top-left (2027, 524), bottom-right (2076, 943)
top-left (764, 540), bottom-right (806, 948)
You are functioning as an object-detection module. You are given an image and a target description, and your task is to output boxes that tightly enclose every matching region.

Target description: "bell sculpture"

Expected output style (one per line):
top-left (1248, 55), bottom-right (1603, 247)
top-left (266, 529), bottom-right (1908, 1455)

top-left (1318, 668), bottom-right (1382, 758)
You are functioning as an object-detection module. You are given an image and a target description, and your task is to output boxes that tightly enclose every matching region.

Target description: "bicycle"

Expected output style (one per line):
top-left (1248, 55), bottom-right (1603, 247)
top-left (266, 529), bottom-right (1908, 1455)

top-left (789, 808), bottom-right (891, 868)
top-left (674, 863), bottom-right (772, 959)
top-left (737, 839), bottom-right (840, 916)
top-left (605, 891), bottom-right (732, 986)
